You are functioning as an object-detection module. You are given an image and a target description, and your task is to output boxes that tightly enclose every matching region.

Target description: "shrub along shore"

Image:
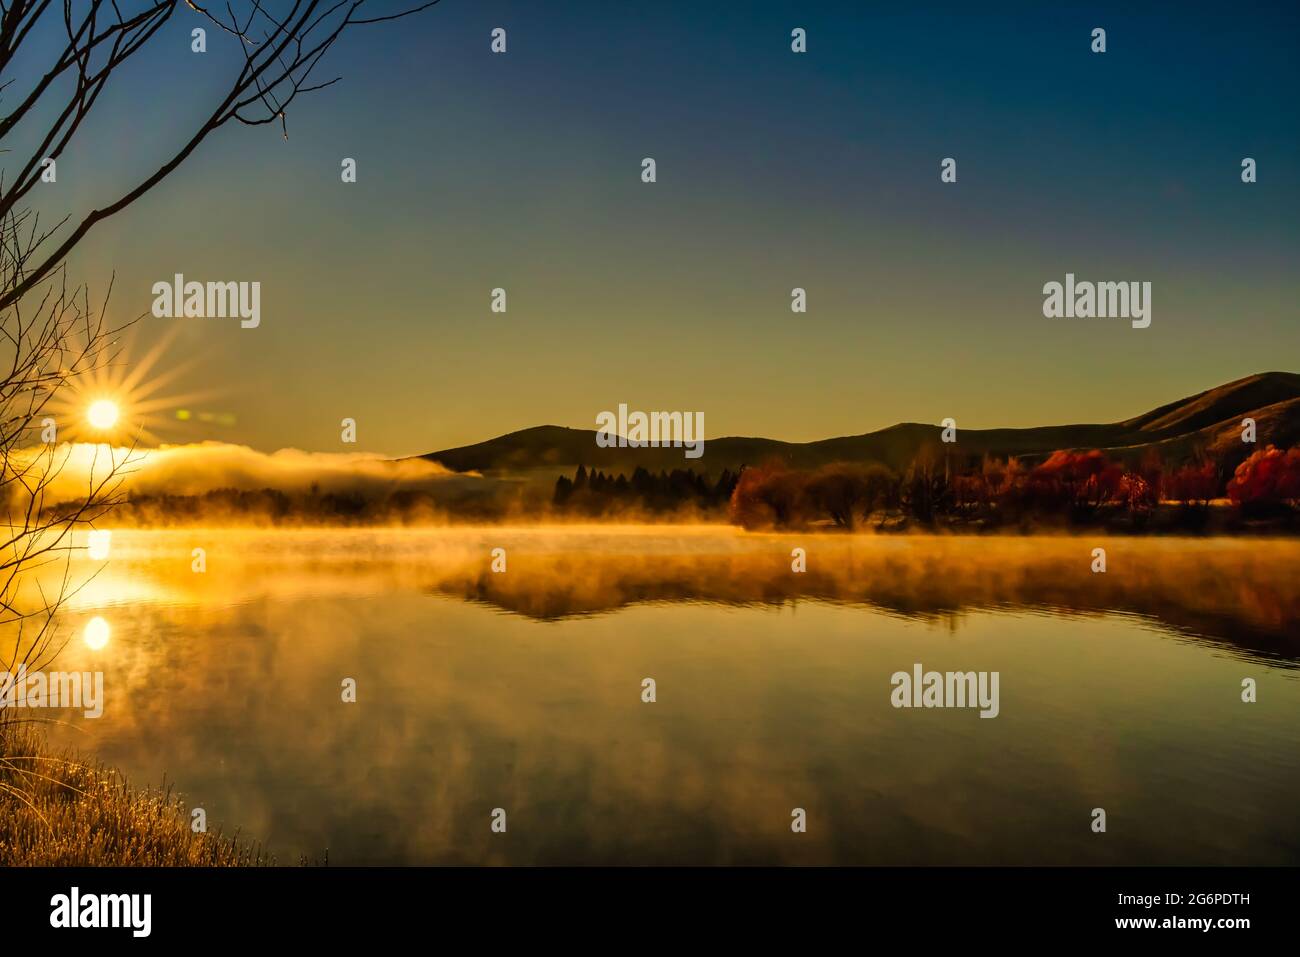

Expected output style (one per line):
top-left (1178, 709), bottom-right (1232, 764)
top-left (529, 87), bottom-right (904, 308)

top-left (0, 717), bottom-right (262, 866)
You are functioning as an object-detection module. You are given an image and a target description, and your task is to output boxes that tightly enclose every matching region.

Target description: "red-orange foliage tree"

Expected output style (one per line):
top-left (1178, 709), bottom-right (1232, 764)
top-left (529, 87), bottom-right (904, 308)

top-left (1028, 450), bottom-right (1124, 512)
top-left (1165, 461), bottom-right (1218, 508)
top-left (1227, 446), bottom-right (1300, 509)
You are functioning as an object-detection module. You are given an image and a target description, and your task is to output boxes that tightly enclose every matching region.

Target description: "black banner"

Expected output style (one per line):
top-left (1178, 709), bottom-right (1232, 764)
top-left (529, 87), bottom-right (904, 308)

top-left (3, 866), bottom-right (1287, 943)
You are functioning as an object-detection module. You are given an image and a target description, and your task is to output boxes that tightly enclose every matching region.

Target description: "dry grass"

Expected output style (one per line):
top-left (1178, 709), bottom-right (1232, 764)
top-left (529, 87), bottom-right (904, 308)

top-left (0, 716), bottom-right (265, 866)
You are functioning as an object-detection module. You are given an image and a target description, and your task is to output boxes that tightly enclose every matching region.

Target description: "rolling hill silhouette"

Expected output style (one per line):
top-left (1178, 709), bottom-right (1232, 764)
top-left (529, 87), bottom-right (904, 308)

top-left (421, 372), bottom-right (1300, 474)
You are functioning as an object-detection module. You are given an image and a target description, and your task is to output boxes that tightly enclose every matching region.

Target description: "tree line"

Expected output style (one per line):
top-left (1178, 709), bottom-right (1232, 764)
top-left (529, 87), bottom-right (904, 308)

top-left (553, 465), bottom-right (739, 515)
top-left (728, 444), bottom-right (1300, 531)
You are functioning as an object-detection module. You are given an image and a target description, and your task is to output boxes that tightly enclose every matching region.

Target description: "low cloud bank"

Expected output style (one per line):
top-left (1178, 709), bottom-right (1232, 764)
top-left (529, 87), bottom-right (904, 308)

top-left (21, 442), bottom-right (485, 504)
top-left (121, 443), bottom-right (474, 496)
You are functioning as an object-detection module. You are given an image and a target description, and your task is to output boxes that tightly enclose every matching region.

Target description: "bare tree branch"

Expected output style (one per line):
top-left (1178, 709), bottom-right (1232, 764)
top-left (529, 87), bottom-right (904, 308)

top-left (0, 0), bottom-right (441, 311)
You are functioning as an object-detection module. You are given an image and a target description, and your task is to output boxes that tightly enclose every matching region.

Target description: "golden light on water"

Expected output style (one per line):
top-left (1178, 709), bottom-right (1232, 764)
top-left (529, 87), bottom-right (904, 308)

top-left (87, 399), bottom-right (120, 430)
top-left (84, 616), bottom-right (111, 650)
top-left (87, 529), bottom-right (112, 561)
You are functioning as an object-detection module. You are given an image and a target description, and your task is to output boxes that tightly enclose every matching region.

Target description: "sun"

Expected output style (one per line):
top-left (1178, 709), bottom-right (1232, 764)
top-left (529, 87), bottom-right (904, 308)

top-left (47, 324), bottom-right (226, 447)
top-left (87, 399), bottom-right (120, 431)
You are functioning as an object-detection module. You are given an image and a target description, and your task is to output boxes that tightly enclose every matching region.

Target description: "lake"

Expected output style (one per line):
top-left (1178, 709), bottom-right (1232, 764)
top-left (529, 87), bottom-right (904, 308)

top-left (31, 527), bottom-right (1300, 864)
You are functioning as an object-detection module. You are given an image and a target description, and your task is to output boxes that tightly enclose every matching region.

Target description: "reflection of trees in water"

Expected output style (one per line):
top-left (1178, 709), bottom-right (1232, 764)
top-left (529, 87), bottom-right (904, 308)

top-left (422, 541), bottom-right (1300, 667)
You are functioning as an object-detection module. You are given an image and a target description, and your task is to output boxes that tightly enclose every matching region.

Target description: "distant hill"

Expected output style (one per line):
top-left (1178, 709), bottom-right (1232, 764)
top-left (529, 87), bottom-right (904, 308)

top-left (419, 372), bottom-right (1300, 474)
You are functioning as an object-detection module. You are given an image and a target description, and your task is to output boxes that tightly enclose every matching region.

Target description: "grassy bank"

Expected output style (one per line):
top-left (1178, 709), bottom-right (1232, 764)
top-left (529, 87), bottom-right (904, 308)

top-left (0, 717), bottom-right (263, 866)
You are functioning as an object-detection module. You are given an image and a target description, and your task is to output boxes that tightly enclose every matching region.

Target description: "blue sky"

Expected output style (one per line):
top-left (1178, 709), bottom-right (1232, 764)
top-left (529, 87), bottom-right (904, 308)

top-left (11, 1), bottom-right (1298, 454)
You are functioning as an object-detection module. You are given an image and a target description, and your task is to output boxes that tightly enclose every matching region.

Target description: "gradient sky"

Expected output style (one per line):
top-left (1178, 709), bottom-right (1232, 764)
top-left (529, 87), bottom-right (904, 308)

top-left (14, 0), bottom-right (1300, 456)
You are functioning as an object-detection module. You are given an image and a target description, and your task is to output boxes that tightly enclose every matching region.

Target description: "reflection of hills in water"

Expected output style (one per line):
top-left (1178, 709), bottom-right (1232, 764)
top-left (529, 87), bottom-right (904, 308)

top-left (421, 537), bottom-right (1300, 668)
top-left (50, 529), bottom-right (1300, 671)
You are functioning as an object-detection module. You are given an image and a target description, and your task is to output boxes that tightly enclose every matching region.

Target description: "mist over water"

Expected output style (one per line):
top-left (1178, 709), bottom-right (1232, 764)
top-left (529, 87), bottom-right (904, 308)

top-left (32, 527), bottom-right (1300, 865)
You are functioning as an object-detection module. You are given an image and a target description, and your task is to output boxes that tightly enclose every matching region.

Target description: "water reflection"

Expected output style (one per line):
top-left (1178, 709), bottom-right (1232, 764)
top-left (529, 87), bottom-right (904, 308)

top-left (83, 616), bottom-right (111, 650)
top-left (23, 528), bottom-right (1300, 865)
top-left (56, 528), bottom-right (1300, 665)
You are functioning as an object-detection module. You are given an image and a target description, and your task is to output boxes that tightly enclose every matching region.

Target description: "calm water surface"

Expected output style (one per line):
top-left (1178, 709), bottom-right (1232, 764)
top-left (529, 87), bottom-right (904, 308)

top-left (37, 528), bottom-right (1300, 864)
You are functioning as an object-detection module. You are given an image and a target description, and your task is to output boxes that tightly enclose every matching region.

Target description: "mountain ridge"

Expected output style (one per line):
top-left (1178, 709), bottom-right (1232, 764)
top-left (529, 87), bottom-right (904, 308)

top-left (419, 372), bottom-right (1300, 474)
